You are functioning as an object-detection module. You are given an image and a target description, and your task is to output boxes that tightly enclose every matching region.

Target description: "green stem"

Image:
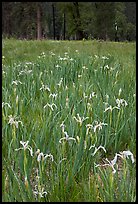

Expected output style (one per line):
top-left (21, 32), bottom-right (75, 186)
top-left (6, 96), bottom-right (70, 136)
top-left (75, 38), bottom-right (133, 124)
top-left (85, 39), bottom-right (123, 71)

top-left (24, 150), bottom-right (28, 189)
top-left (12, 125), bottom-right (16, 141)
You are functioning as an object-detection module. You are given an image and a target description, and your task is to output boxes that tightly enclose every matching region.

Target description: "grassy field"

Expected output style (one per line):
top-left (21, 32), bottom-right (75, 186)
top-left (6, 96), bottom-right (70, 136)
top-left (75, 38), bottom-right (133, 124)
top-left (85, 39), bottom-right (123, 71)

top-left (2, 39), bottom-right (136, 202)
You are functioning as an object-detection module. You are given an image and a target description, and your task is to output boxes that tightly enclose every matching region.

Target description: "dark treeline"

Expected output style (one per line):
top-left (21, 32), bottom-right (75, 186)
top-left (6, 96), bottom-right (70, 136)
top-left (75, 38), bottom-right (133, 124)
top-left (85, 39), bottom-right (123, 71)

top-left (2, 2), bottom-right (136, 41)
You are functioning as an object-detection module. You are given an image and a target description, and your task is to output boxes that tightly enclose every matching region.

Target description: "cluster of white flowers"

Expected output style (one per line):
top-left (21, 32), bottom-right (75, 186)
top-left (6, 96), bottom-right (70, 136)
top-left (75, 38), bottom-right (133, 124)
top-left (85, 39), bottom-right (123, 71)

top-left (83, 92), bottom-right (97, 99)
top-left (104, 104), bottom-right (120, 112)
top-left (15, 140), bottom-right (54, 199)
top-left (39, 84), bottom-right (50, 92)
top-left (49, 93), bottom-right (58, 100)
top-left (57, 78), bottom-right (63, 87)
top-left (24, 62), bottom-right (34, 68)
top-left (101, 64), bottom-right (115, 72)
top-left (33, 186), bottom-right (48, 198)
top-left (89, 92), bottom-right (97, 99)
top-left (15, 141), bottom-right (54, 164)
top-left (59, 122), bottom-right (76, 144)
top-left (89, 144), bottom-right (106, 156)
top-left (15, 141), bottom-right (33, 156)
top-left (86, 120), bottom-right (108, 135)
top-left (38, 52), bottom-right (46, 58)
top-left (25, 62), bottom-right (33, 65)
top-left (35, 149), bottom-right (54, 162)
top-left (95, 150), bottom-right (135, 174)
top-left (58, 52), bottom-right (75, 62)
top-left (8, 115), bottom-right (23, 128)
top-left (12, 80), bottom-right (23, 86)
top-left (101, 56), bottom-right (109, 60)
top-left (82, 65), bottom-right (88, 70)
top-left (93, 121), bottom-right (108, 133)
top-left (58, 56), bottom-right (69, 61)
top-left (116, 98), bottom-right (128, 108)
top-left (59, 131), bottom-right (76, 144)
top-left (18, 69), bottom-right (32, 76)
top-left (73, 113), bottom-right (89, 126)
top-left (103, 97), bottom-right (128, 112)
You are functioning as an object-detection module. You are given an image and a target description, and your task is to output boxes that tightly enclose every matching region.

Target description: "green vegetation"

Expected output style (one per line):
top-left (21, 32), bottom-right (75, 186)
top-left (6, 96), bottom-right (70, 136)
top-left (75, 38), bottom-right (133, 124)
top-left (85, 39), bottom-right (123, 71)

top-left (2, 39), bottom-right (136, 202)
top-left (2, 2), bottom-right (136, 41)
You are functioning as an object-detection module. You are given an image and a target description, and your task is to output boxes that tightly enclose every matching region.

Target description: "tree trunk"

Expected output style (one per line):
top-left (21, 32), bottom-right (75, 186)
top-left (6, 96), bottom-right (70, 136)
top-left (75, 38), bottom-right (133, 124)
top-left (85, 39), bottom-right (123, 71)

top-left (73, 2), bottom-right (84, 40)
top-left (63, 13), bottom-right (66, 40)
top-left (52, 3), bottom-right (56, 40)
top-left (37, 4), bottom-right (42, 40)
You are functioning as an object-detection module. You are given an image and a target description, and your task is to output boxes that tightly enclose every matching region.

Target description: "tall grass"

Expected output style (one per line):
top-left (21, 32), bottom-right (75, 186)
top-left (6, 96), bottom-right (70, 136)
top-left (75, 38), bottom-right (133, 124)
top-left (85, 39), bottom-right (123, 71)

top-left (2, 39), bottom-right (136, 202)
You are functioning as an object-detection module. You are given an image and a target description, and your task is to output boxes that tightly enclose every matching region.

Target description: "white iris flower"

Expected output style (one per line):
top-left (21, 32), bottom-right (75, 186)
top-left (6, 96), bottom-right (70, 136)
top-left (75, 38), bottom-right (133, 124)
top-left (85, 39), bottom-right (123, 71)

top-left (15, 140), bottom-right (33, 156)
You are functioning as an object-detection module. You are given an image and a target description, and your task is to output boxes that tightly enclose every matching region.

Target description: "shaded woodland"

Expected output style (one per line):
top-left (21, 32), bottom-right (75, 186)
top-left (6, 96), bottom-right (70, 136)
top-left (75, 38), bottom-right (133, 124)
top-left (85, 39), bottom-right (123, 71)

top-left (2, 2), bottom-right (136, 41)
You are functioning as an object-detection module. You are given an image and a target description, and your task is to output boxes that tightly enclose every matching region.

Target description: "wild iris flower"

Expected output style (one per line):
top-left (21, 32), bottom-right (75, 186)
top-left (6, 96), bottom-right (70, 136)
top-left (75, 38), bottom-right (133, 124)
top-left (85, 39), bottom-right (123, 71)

top-left (116, 98), bottom-right (128, 108)
top-left (93, 121), bottom-right (108, 133)
top-left (44, 103), bottom-right (57, 111)
top-left (15, 141), bottom-right (33, 156)
top-left (12, 80), bottom-right (22, 86)
top-left (8, 115), bottom-right (23, 128)
top-left (95, 150), bottom-right (135, 174)
top-left (73, 113), bottom-right (89, 126)
top-left (49, 93), bottom-right (58, 99)
top-left (33, 186), bottom-right (48, 198)
top-left (59, 131), bottom-right (76, 144)
top-left (104, 105), bottom-right (120, 112)
top-left (89, 144), bottom-right (106, 156)
top-left (2, 102), bottom-right (11, 108)
top-left (120, 150), bottom-right (135, 163)
top-left (40, 84), bottom-right (50, 92)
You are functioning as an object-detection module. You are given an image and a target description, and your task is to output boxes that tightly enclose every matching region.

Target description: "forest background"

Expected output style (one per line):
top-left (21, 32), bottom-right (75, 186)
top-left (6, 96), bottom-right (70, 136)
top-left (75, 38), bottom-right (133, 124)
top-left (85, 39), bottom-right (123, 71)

top-left (2, 2), bottom-right (136, 42)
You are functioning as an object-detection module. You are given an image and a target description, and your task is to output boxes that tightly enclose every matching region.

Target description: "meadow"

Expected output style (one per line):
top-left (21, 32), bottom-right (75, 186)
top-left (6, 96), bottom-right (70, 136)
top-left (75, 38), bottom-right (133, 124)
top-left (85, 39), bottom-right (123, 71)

top-left (2, 39), bottom-right (136, 202)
